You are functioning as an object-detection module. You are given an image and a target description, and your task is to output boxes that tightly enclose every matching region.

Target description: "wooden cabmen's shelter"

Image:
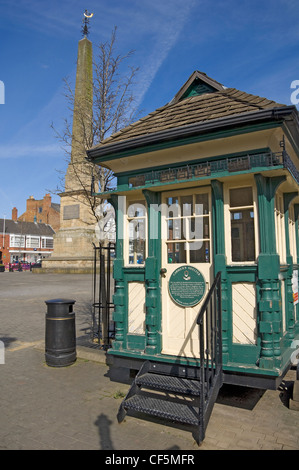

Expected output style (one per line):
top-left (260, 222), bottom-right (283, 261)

top-left (87, 71), bottom-right (299, 442)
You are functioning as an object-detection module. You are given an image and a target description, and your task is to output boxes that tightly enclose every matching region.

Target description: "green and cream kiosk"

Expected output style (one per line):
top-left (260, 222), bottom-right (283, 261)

top-left (87, 71), bottom-right (299, 390)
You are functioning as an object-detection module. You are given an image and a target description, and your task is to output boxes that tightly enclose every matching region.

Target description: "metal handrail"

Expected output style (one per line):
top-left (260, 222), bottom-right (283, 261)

top-left (195, 271), bottom-right (222, 441)
top-left (196, 271), bottom-right (221, 326)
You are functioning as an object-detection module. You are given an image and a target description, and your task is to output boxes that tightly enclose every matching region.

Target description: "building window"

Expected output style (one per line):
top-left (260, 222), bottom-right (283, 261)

top-left (10, 235), bottom-right (25, 248)
top-left (41, 238), bottom-right (53, 249)
top-left (229, 187), bottom-right (255, 262)
top-left (127, 200), bottom-right (146, 265)
top-left (165, 192), bottom-right (210, 264)
top-left (26, 236), bottom-right (40, 249)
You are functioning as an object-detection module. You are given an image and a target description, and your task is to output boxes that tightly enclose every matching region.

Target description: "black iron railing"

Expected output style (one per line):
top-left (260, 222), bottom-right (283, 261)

top-left (92, 242), bottom-right (115, 348)
top-left (196, 271), bottom-right (223, 440)
top-left (283, 150), bottom-right (299, 184)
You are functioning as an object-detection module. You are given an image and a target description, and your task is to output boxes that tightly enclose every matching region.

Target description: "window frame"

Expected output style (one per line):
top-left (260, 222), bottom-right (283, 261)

top-left (163, 188), bottom-right (212, 265)
top-left (26, 236), bottom-right (40, 249)
top-left (10, 234), bottom-right (25, 248)
top-left (224, 182), bottom-right (259, 264)
top-left (41, 237), bottom-right (54, 249)
top-left (125, 197), bottom-right (147, 267)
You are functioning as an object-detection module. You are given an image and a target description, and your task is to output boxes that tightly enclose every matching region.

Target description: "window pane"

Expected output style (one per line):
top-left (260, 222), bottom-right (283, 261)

top-left (167, 196), bottom-right (179, 206)
top-left (231, 209), bottom-right (255, 261)
top-left (230, 187), bottom-right (253, 207)
top-left (166, 197), bottom-right (179, 218)
top-left (127, 200), bottom-right (146, 217)
top-left (190, 241), bottom-right (210, 263)
top-left (129, 218), bottom-right (146, 264)
top-left (195, 194), bottom-right (209, 215)
top-left (190, 217), bottom-right (209, 239)
top-left (180, 195), bottom-right (193, 216)
top-left (129, 238), bottom-right (145, 264)
top-left (167, 242), bottom-right (186, 263)
top-left (167, 219), bottom-right (184, 240)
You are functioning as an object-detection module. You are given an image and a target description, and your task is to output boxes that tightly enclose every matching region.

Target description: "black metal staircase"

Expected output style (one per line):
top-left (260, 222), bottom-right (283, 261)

top-left (117, 272), bottom-right (223, 445)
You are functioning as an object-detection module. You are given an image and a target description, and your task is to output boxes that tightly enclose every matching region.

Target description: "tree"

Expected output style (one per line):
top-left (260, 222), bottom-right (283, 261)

top-left (51, 27), bottom-right (140, 222)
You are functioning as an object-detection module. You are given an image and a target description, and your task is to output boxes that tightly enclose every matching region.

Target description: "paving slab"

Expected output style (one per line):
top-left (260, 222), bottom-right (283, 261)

top-left (0, 272), bottom-right (299, 451)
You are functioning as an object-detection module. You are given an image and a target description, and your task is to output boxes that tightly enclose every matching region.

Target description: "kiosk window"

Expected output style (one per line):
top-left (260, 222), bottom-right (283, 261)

top-left (166, 192), bottom-right (210, 264)
top-left (229, 187), bottom-right (255, 262)
top-left (127, 200), bottom-right (146, 265)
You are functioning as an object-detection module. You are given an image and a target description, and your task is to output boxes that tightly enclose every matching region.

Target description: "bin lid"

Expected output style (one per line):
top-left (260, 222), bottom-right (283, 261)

top-left (45, 298), bottom-right (76, 305)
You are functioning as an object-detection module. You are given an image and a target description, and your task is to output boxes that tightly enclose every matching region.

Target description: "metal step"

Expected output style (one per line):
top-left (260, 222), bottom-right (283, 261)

top-left (123, 394), bottom-right (200, 426)
top-left (136, 372), bottom-right (202, 396)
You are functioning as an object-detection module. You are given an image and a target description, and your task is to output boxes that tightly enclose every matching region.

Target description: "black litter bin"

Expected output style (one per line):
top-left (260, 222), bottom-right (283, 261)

top-left (45, 298), bottom-right (76, 367)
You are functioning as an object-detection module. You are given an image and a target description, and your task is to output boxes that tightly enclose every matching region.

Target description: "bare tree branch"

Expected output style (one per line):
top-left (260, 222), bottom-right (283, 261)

top-left (50, 27), bottom-right (140, 222)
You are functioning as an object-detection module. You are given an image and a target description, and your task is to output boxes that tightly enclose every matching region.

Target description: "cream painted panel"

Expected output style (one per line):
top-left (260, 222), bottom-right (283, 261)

top-left (232, 283), bottom-right (257, 344)
top-left (161, 187), bottom-right (212, 358)
top-left (162, 295), bottom-right (209, 357)
top-left (105, 128), bottom-right (279, 173)
top-left (128, 282), bottom-right (146, 334)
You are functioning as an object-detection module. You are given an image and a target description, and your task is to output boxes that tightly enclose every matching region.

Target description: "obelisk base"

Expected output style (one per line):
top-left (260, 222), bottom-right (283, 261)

top-left (40, 227), bottom-right (96, 274)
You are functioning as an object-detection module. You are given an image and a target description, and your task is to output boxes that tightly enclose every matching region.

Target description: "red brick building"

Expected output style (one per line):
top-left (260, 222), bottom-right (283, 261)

top-left (17, 194), bottom-right (60, 232)
top-left (0, 214), bottom-right (55, 265)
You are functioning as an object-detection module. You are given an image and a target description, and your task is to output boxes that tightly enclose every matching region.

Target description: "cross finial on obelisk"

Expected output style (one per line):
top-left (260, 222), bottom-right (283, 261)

top-left (82, 10), bottom-right (94, 38)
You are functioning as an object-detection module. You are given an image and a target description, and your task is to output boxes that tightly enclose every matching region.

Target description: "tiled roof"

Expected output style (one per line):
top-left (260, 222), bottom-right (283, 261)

top-left (51, 202), bottom-right (60, 212)
top-left (95, 86), bottom-right (285, 148)
top-left (0, 219), bottom-right (55, 236)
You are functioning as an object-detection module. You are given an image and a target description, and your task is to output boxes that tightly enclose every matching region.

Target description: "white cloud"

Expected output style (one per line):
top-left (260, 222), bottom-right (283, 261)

top-left (0, 143), bottom-right (62, 159)
top-left (129, 0), bottom-right (197, 108)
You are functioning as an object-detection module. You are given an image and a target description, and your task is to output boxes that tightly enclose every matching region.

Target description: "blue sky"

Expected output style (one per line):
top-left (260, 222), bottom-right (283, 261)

top-left (0, 0), bottom-right (299, 219)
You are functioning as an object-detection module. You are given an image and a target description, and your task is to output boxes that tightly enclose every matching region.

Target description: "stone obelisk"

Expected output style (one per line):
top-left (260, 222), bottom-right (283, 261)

top-left (43, 15), bottom-right (97, 273)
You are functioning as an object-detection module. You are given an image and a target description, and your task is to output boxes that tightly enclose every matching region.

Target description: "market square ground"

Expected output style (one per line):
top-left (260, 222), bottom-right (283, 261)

top-left (0, 271), bottom-right (298, 451)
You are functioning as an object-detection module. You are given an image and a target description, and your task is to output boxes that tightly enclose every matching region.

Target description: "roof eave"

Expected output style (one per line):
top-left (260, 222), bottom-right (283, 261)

top-left (86, 106), bottom-right (298, 163)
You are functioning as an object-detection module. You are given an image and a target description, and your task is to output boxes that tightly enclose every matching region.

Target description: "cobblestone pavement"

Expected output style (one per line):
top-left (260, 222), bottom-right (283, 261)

top-left (0, 272), bottom-right (299, 451)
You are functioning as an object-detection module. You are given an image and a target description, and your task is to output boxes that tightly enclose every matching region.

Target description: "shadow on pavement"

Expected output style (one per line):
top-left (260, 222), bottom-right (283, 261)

top-left (216, 384), bottom-right (265, 410)
top-left (0, 335), bottom-right (18, 347)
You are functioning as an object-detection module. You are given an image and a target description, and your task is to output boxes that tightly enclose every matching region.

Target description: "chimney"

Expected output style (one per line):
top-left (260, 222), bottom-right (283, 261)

top-left (43, 193), bottom-right (51, 210)
top-left (12, 207), bottom-right (18, 221)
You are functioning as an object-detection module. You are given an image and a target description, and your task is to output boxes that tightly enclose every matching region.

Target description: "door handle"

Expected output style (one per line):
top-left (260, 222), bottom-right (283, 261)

top-left (160, 268), bottom-right (167, 277)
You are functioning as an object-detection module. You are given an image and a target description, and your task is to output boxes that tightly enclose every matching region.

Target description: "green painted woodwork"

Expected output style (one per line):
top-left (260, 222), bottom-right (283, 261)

top-left (143, 190), bottom-right (162, 354)
top-left (116, 148), bottom-right (271, 179)
top-left (106, 154), bottom-right (299, 378)
top-left (180, 78), bottom-right (217, 100)
top-left (127, 334), bottom-right (146, 350)
top-left (226, 265), bottom-right (257, 282)
top-left (113, 153), bottom-right (285, 197)
top-left (254, 174), bottom-right (286, 368)
top-left (283, 193), bottom-right (298, 342)
top-left (255, 174), bottom-right (286, 254)
top-left (107, 348), bottom-right (284, 377)
top-left (109, 194), bottom-right (125, 351)
top-left (211, 180), bottom-right (229, 363)
top-left (231, 344), bottom-right (260, 364)
top-left (211, 180), bottom-right (225, 259)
